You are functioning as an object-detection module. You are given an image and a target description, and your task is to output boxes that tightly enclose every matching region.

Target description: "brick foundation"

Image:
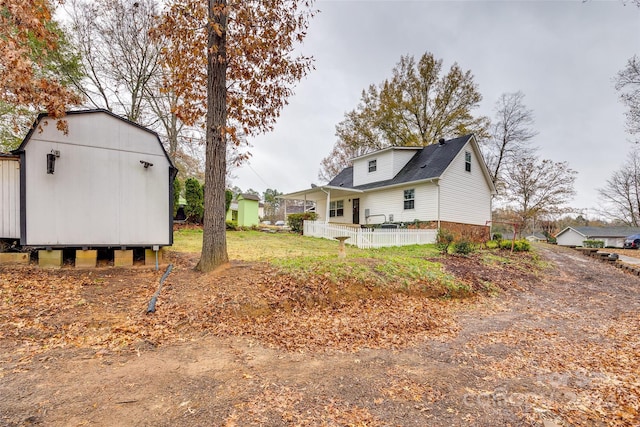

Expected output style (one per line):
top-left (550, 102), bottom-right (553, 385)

top-left (438, 221), bottom-right (490, 243)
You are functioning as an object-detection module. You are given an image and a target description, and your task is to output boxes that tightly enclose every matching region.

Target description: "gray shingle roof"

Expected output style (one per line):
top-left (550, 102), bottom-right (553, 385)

top-left (566, 226), bottom-right (640, 238)
top-left (327, 135), bottom-right (473, 190)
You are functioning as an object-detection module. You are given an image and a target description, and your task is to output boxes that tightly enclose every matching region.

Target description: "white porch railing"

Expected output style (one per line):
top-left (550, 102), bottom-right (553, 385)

top-left (303, 220), bottom-right (437, 249)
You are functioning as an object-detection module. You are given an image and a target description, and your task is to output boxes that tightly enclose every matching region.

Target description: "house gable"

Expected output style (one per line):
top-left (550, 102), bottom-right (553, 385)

top-left (16, 109), bottom-right (173, 168)
top-left (329, 135), bottom-right (487, 192)
top-left (438, 136), bottom-right (494, 226)
top-left (352, 147), bottom-right (419, 187)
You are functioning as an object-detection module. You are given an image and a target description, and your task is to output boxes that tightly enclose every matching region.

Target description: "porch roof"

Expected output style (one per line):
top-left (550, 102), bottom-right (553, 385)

top-left (279, 185), bottom-right (364, 201)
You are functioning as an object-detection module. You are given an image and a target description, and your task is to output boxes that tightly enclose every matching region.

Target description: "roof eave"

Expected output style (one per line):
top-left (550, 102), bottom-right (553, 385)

top-left (357, 177), bottom-right (440, 192)
top-left (279, 185), bottom-right (364, 200)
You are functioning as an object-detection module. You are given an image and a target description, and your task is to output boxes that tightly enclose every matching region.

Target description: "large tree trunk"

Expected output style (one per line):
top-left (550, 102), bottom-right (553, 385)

top-left (197, 0), bottom-right (229, 272)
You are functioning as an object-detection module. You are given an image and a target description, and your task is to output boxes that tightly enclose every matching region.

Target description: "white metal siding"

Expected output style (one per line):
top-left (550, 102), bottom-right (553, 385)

top-left (324, 198), bottom-right (352, 224)
top-left (556, 229), bottom-right (587, 247)
top-left (361, 183), bottom-right (438, 224)
top-left (352, 148), bottom-right (418, 187)
top-left (0, 158), bottom-right (20, 239)
top-left (391, 150), bottom-right (417, 176)
top-left (438, 143), bottom-right (492, 226)
top-left (603, 237), bottom-right (624, 248)
top-left (23, 112), bottom-right (170, 246)
top-left (353, 150), bottom-right (395, 186)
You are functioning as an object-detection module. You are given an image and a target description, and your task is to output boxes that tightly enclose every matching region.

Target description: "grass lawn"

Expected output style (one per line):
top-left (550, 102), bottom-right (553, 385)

top-left (172, 227), bottom-right (538, 297)
top-left (173, 227), bottom-right (352, 260)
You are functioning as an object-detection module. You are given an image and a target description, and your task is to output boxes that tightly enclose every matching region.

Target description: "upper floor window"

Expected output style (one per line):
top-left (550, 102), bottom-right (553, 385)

top-left (404, 189), bottom-right (415, 210)
top-left (465, 151), bottom-right (471, 172)
top-left (368, 159), bottom-right (377, 172)
top-left (329, 200), bottom-right (344, 217)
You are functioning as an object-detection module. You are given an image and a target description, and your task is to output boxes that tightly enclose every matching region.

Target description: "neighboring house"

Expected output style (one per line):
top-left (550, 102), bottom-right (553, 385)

top-left (0, 109), bottom-right (176, 248)
top-left (226, 193), bottom-right (260, 227)
top-left (281, 134), bottom-right (496, 238)
top-left (525, 232), bottom-right (547, 243)
top-left (555, 226), bottom-right (640, 248)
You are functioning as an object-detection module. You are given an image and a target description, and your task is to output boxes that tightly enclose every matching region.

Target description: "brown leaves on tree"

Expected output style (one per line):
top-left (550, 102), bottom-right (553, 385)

top-left (153, 0), bottom-right (315, 145)
top-left (1, 0), bottom-right (82, 118)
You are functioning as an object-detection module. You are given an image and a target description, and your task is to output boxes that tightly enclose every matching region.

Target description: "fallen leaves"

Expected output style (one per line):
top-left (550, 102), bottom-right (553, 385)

top-left (0, 258), bottom-right (462, 362)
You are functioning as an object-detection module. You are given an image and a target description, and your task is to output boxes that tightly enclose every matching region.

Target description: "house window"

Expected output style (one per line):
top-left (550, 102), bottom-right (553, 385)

top-left (368, 159), bottom-right (377, 173)
top-left (329, 200), bottom-right (344, 217)
top-left (404, 189), bottom-right (415, 210)
top-left (465, 151), bottom-right (471, 172)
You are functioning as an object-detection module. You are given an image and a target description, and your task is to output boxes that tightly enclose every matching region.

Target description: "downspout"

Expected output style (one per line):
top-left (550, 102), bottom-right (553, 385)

top-left (436, 179), bottom-right (441, 231)
top-left (489, 194), bottom-right (493, 239)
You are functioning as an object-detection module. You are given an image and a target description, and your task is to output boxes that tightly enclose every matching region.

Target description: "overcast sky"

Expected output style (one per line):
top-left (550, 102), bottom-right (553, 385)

top-left (232, 0), bottom-right (640, 218)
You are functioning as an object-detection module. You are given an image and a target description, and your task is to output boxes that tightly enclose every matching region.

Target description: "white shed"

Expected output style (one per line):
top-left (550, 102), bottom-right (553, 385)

top-left (0, 154), bottom-right (21, 240)
top-left (5, 109), bottom-right (175, 248)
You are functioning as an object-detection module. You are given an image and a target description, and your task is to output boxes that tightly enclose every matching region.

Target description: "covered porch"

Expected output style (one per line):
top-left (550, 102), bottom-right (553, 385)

top-left (280, 185), bottom-right (364, 224)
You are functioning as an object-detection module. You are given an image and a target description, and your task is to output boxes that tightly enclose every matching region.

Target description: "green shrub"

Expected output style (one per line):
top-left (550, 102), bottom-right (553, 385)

top-left (492, 232), bottom-right (502, 241)
top-left (583, 240), bottom-right (604, 248)
top-left (184, 178), bottom-right (204, 223)
top-left (287, 212), bottom-right (318, 233)
top-left (173, 178), bottom-right (182, 217)
top-left (226, 220), bottom-right (238, 230)
top-left (513, 239), bottom-right (531, 252)
top-left (499, 239), bottom-right (531, 252)
top-left (436, 229), bottom-right (454, 254)
top-left (485, 240), bottom-right (499, 249)
top-left (453, 240), bottom-right (475, 255)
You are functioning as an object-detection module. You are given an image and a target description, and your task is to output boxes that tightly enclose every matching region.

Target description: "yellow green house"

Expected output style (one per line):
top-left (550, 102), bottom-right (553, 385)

top-left (226, 193), bottom-right (260, 227)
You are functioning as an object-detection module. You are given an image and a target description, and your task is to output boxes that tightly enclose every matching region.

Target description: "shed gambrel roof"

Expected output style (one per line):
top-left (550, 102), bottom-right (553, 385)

top-left (13, 109), bottom-right (175, 169)
top-left (328, 134), bottom-right (494, 192)
top-left (556, 226), bottom-right (640, 238)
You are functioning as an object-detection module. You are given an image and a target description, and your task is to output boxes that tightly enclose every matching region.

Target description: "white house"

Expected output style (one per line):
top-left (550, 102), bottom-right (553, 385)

top-left (555, 226), bottom-right (640, 248)
top-left (281, 134), bottom-right (496, 238)
top-left (0, 109), bottom-right (176, 249)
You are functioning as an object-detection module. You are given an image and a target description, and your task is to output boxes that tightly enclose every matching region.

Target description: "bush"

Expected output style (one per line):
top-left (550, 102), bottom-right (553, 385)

top-left (173, 178), bottom-right (182, 217)
top-left (435, 229), bottom-right (454, 254)
top-left (499, 239), bottom-right (531, 252)
top-left (492, 232), bottom-right (502, 241)
top-left (583, 240), bottom-right (604, 248)
top-left (226, 220), bottom-right (238, 230)
top-left (287, 212), bottom-right (318, 233)
top-left (184, 178), bottom-right (204, 223)
top-left (485, 239), bottom-right (499, 249)
top-left (453, 240), bottom-right (475, 255)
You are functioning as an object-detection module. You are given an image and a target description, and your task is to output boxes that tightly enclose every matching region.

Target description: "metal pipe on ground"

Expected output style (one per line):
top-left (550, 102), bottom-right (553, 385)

top-left (146, 264), bottom-right (173, 314)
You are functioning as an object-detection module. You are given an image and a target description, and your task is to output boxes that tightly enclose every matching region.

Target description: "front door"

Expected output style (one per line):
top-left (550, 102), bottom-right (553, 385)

top-left (352, 198), bottom-right (360, 224)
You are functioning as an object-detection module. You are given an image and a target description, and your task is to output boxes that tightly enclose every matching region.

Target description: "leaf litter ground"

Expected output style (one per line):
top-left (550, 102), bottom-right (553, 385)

top-left (0, 244), bottom-right (639, 426)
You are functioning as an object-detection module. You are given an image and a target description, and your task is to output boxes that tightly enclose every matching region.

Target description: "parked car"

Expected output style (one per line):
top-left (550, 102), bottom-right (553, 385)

top-left (275, 220), bottom-right (286, 227)
top-left (623, 234), bottom-right (640, 249)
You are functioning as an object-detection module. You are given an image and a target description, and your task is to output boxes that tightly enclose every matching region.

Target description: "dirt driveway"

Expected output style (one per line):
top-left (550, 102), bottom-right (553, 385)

top-left (1, 244), bottom-right (639, 426)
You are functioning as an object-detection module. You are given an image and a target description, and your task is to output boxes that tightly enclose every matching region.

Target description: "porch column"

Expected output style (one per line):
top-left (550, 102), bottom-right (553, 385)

top-left (325, 189), bottom-right (330, 223)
